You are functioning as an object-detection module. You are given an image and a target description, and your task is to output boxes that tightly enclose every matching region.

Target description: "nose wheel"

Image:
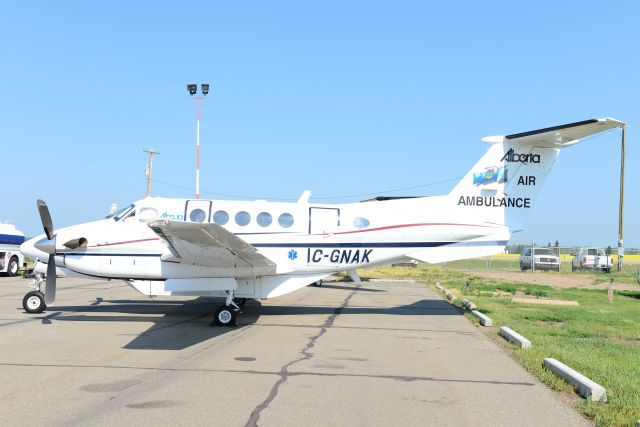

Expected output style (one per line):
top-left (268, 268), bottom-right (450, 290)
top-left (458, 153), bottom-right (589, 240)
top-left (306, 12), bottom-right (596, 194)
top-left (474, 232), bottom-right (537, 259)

top-left (23, 273), bottom-right (47, 314)
top-left (23, 291), bottom-right (46, 313)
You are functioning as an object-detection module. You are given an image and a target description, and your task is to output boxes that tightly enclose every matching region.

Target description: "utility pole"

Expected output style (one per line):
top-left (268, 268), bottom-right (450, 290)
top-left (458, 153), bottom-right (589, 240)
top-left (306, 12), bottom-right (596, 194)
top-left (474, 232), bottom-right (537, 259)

top-left (187, 84), bottom-right (210, 199)
top-left (144, 149), bottom-right (160, 197)
top-left (617, 124), bottom-right (626, 272)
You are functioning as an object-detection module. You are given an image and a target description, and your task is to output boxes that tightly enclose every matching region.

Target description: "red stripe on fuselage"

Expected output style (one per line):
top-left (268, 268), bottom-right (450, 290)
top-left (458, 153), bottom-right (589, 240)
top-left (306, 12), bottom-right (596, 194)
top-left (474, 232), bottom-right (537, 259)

top-left (92, 238), bottom-right (160, 248)
top-left (330, 223), bottom-right (496, 236)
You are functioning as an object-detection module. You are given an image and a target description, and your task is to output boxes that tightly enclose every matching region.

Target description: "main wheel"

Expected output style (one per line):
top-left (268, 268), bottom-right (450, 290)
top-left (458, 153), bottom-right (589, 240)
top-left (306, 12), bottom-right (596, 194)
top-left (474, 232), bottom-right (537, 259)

top-left (213, 305), bottom-right (237, 326)
top-left (7, 256), bottom-right (19, 277)
top-left (23, 291), bottom-right (46, 313)
top-left (314, 280), bottom-right (323, 287)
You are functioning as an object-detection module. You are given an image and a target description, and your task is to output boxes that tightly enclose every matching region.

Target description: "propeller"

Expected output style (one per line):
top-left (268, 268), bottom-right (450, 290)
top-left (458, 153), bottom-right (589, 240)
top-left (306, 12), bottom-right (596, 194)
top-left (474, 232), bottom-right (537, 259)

top-left (37, 199), bottom-right (54, 240)
top-left (35, 199), bottom-right (57, 305)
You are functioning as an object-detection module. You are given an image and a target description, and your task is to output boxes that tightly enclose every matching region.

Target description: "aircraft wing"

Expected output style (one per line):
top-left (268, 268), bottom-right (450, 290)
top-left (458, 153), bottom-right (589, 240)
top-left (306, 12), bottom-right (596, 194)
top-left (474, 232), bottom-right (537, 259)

top-left (483, 117), bottom-right (624, 148)
top-left (147, 220), bottom-right (276, 271)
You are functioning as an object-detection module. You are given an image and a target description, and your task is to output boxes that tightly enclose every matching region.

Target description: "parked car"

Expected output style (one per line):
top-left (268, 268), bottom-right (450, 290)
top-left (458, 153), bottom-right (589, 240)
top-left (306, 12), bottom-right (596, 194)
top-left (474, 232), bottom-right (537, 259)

top-left (519, 247), bottom-right (560, 272)
top-left (571, 248), bottom-right (613, 273)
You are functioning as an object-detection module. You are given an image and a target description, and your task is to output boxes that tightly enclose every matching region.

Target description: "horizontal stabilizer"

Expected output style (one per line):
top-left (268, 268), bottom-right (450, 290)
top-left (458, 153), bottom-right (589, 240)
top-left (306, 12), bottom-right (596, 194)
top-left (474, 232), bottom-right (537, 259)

top-left (483, 118), bottom-right (623, 147)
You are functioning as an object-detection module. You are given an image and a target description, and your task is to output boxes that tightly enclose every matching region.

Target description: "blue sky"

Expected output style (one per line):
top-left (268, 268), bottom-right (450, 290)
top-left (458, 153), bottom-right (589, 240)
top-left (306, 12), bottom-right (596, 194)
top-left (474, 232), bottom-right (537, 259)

top-left (1, 1), bottom-right (638, 247)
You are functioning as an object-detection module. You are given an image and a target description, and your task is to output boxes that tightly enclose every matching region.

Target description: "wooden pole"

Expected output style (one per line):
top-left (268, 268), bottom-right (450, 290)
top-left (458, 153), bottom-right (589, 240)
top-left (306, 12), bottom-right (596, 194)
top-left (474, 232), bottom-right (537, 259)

top-left (143, 149), bottom-right (160, 197)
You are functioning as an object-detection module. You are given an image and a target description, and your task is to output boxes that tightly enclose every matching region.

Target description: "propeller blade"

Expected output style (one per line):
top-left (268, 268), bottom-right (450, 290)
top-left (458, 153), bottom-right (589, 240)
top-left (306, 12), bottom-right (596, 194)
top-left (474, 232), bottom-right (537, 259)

top-left (37, 199), bottom-right (55, 240)
top-left (44, 254), bottom-right (57, 305)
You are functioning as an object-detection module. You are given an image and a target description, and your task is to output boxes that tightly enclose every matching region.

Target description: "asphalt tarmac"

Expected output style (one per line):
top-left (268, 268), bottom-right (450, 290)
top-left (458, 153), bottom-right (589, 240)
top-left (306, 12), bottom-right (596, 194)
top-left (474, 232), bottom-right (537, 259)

top-left (0, 276), bottom-right (590, 426)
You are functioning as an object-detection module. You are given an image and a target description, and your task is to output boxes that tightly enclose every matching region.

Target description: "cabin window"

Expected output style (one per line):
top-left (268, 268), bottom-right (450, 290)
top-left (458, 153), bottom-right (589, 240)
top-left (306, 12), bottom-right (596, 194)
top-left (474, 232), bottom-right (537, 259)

top-left (257, 212), bottom-right (272, 227)
top-left (235, 211), bottom-right (251, 226)
top-left (353, 217), bottom-right (370, 229)
top-left (213, 210), bottom-right (229, 225)
top-left (278, 213), bottom-right (294, 228)
top-left (190, 209), bottom-right (206, 223)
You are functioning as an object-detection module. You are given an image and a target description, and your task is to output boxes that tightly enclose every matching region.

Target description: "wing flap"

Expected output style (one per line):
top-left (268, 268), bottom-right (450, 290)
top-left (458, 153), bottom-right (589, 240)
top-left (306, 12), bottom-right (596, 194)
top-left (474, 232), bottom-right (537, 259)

top-left (148, 220), bottom-right (276, 271)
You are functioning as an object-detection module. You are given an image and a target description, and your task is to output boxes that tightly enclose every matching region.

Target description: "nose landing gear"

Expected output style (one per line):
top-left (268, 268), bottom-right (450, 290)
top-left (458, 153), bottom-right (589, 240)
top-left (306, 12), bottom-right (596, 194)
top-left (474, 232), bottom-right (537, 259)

top-left (22, 274), bottom-right (47, 313)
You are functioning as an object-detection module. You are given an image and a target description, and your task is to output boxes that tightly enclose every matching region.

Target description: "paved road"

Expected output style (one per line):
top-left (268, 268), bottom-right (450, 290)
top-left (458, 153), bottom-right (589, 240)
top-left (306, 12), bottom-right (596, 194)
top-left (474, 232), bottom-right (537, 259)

top-left (0, 276), bottom-right (590, 426)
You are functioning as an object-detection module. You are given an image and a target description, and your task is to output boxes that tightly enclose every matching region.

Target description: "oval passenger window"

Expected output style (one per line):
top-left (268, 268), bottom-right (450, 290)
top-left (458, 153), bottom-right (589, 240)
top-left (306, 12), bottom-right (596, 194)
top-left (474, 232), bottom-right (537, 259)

top-left (235, 211), bottom-right (251, 226)
top-left (353, 217), bottom-right (370, 229)
top-left (190, 209), bottom-right (206, 223)
top-left (278, 213), bottom-right (294, 228)
top-left (257, 212), bottom-right (272, 227)
top-left (213, 210), bottom-right (229, 225)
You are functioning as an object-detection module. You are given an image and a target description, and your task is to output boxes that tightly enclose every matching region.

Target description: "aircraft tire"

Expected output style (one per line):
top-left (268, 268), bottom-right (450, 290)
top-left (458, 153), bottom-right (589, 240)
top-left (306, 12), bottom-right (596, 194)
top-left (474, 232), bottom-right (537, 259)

top-left (213, 305), bottom-right (237, 327)
top-left (23, 291), bottom-right (46, 314)
top-left (7, 257), bottom-right (19, 277)
top-left (314, 280), bottom-right (323, 287)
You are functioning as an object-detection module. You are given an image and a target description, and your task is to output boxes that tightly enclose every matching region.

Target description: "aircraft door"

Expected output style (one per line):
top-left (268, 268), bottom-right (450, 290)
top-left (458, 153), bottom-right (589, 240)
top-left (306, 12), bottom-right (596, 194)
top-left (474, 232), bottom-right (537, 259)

top-left (309, 207), bottom-right (340, 235)
top-left (184, 200), bottom-right (212, 223)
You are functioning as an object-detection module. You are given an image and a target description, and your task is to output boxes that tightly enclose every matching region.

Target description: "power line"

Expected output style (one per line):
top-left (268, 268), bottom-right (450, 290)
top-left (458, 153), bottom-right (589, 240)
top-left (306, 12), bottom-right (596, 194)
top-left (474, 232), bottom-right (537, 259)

top-left (150, 176), bottom-right (461, 202)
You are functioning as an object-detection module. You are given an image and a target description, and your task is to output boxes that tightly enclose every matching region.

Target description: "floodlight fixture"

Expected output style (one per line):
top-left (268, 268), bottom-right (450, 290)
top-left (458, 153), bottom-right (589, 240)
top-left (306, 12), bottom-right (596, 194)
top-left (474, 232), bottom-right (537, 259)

top-left (201, 84), bottom-right (209, 96)
top-left (187, 84), bottom-right (197, 96)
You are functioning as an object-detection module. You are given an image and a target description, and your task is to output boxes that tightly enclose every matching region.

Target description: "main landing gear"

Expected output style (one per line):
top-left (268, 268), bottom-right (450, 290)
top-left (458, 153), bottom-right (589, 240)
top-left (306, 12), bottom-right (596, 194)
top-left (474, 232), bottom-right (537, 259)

top-left (211, 291), bottom-right (247, 327)
top-left (22, 274), bottom-right (46, 314)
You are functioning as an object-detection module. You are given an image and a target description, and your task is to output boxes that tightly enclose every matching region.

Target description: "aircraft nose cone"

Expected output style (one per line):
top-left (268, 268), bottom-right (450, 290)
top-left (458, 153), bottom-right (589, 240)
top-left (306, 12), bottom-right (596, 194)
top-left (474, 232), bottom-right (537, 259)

top-left (33, 237), bottom-right (56, 255)
top-left (20, 236), bottom-right (49, 261)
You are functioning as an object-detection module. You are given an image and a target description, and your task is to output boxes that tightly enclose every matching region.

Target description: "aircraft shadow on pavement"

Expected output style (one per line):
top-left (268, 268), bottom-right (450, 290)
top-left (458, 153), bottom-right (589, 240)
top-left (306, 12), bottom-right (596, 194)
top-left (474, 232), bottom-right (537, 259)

top-left (40, 297), bottom-right (461, 350)
top-left (260, 299), bottom-right (461, 317)
top-left (311, 283), bottom-right (385, 292)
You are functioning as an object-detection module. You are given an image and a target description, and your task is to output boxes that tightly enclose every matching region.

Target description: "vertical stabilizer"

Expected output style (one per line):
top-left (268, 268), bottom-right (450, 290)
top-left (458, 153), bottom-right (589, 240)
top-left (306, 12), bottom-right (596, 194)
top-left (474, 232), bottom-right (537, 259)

top-left (448, 118), bottom-right (623, 231)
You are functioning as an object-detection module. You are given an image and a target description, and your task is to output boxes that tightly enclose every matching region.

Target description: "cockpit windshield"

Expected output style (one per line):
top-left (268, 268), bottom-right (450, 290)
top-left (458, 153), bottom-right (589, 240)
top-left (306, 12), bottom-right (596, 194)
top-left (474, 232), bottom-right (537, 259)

top-left (105, 204), bottom-right (135, 222)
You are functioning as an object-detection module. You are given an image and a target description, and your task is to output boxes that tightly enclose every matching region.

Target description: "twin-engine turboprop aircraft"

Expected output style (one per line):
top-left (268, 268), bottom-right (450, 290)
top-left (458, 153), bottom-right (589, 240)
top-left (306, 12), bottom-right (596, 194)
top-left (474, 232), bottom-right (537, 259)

top-left (20, 118), bottom-right (623, 325)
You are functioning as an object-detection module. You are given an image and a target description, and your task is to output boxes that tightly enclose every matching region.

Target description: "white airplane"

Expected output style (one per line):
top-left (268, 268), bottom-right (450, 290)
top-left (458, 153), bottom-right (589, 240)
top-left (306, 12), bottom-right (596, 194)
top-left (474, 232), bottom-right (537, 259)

top-left (20, 118), bottom-right (623, 325)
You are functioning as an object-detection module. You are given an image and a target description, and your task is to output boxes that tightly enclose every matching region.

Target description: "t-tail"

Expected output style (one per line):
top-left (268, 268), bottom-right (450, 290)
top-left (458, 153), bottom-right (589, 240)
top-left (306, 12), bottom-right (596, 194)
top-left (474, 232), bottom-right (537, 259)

top-left (409, 118), bottom-right (623, 264)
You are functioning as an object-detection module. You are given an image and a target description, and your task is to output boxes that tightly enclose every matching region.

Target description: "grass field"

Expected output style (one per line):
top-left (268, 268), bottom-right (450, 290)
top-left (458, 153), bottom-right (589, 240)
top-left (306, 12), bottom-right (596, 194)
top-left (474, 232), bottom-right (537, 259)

top-left (442, 255), bottom-right (640, 284)
top-left (357, 264), bottom-right (640, 427)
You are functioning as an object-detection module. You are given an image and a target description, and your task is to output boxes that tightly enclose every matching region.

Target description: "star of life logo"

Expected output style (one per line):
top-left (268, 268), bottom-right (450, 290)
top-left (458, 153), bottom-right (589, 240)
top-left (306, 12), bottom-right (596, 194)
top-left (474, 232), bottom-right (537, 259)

top-left (288, 250), bottom-right (298, 261)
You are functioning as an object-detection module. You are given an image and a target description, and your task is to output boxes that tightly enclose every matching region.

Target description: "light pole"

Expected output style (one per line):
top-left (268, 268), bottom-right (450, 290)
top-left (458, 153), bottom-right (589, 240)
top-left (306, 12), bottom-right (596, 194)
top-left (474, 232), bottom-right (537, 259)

top-left (617, 124), bottom-right (626, 272)
top-left (187, 83), bottom-right (210, 199)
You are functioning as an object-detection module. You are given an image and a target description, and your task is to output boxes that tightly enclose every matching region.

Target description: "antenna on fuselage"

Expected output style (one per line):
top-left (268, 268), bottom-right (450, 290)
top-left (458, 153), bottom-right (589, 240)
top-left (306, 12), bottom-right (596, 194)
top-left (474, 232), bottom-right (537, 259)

top-left (298, 190), bottom-right (311, 204)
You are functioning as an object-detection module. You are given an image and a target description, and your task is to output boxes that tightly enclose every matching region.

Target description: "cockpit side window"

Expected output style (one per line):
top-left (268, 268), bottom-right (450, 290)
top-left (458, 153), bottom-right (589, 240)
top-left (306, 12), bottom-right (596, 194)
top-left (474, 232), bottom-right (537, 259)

top-left (107, 204), bottom-right (135, 222)
top-left (122, 210), bottom-right (136, 222)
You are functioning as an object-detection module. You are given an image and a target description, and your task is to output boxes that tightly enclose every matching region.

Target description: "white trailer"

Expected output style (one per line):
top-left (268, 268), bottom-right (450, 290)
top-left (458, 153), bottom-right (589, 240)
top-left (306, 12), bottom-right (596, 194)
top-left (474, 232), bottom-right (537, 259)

top-left (0, 224), bottom-right (25, 276)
